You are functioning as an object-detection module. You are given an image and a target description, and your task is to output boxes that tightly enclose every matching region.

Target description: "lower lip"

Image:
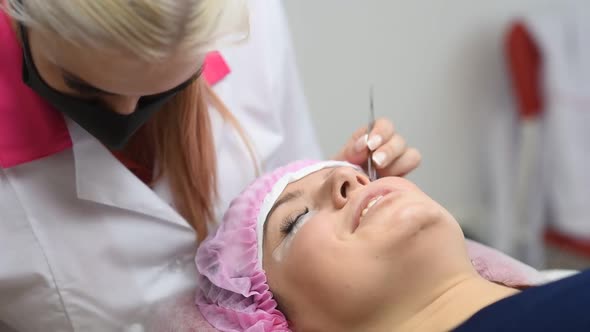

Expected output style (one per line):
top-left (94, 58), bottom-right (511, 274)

top-left (353, 191), bottom-right (395, 232)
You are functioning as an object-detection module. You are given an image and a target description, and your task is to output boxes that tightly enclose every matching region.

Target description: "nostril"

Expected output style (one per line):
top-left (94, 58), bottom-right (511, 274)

top-left (340, 182), bottom-right (349, 198)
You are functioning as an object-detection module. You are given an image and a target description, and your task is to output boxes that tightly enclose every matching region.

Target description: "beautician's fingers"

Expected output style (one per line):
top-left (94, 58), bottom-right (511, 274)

top-left (365, 118), bottom-right (395, 152)
top-left (371, 134), bottom-right (407, 169)
top-left (333, 118), bottom-right (395, 165)
top-left (333, 126), bottom-right (369, 164)
top-left (377, 147), bottom-right (422, 177)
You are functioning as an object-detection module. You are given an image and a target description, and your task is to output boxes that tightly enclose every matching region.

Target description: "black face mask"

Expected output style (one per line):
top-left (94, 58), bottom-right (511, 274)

top-left (18, 23), bottom-right (200, 150)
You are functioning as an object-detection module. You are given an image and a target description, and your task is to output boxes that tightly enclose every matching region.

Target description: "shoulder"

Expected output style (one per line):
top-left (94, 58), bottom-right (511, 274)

top-left (0, 10), bottom-right (21, 79)
top-left (0, 10), bottom-right (73, 168)
top-left (249, 0), bottom-right (293, 57)
top-left (247, 0), bottom-right (289, 33)
top-left (219, 0), bottom-right (291, 73)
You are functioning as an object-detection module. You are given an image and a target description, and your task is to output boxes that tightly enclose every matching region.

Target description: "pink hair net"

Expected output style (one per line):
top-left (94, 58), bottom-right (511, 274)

top-left (195, 160), bottom-right (356, 332)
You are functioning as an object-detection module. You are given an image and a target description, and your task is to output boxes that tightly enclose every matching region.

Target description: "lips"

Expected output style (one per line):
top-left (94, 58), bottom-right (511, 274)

top-left (361, 196), bottom-right (383, 218)
top-left (351, 188), bottom-right (392, 232)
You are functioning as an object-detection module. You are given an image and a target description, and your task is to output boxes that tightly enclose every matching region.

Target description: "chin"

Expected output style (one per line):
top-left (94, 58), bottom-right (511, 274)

top-left (371, 204), bottom-right (457, 256)
top-left (395, 200), bottom-right (445, 235)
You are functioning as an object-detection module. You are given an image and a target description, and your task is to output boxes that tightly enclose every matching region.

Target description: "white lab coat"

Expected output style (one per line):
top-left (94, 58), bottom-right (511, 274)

top-left (205, 0), bottom-right (322, 220)
top-left (522, 4), bottom-right (590, 238)
top-left (0, 0), bottom-right (321, 331)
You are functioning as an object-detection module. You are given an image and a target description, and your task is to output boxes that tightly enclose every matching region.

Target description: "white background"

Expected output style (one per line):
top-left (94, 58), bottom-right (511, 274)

top-left (284, 0), bottom-right (571, 238)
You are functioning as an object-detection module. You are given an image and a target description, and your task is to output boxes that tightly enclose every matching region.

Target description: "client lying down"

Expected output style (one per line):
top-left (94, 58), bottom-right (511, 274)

top-left (196, 160), bottom-right (590, 332)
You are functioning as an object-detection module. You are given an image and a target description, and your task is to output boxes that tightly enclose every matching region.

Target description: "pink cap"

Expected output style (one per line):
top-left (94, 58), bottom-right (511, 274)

top-left (196, 160), bottom-right (357, 331)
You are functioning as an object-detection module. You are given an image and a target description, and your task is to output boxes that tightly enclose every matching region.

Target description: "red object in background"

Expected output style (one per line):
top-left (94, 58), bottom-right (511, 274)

top-left (506, 21), bottom-right (590, 258)
top-left (505, 21), bottom-right (544, 119)
top-left (544, 228), bottom-right (590, 259)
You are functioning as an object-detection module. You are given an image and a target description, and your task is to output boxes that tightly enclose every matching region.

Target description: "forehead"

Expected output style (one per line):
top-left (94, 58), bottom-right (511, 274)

top-left (31, 29), bottom-right (203, 96)
top-left (264, 168), bottom-right (325, 215)
top-left (277, 168), bottom-right (333, 197)
top-left (263, 168), bottom-right (337, 236)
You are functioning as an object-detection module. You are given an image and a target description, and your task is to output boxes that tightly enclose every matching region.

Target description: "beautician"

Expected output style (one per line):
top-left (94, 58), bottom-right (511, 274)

top-left (0, 0), bottom-right (421, 330)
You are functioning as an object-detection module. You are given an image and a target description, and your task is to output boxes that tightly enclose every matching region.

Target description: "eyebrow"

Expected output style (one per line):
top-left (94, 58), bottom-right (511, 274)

top-left (61, 71), bottom-right (117, 95)
top-left (263, 190), bottom-right (304, 239)
top-left (60, 67), bottom-right (203, 97)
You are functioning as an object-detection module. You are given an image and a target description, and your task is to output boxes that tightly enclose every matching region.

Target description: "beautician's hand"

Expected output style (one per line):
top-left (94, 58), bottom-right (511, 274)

top-left (333, 118), bottom-right (421, 177)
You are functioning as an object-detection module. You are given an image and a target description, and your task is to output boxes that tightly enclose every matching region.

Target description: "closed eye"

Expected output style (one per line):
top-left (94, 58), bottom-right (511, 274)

top-left (280, 207), bottom-right (309, 236)
top-left (62, 72), bottom-right (114, 96)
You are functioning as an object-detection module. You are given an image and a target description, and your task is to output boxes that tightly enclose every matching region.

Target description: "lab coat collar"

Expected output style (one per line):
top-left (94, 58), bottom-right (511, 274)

top-left (0, 47), bottom-right (229, 169)
top-left (68, 120), bottom-right (191, 230)
top-left (67, 52), bottom-right (231, 230)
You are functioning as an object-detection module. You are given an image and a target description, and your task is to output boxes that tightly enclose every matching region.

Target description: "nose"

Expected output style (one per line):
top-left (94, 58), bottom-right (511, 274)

top-left (103, 96), bottom-right (140, 115)
top-left (329, 167), bottom-right (369, 209)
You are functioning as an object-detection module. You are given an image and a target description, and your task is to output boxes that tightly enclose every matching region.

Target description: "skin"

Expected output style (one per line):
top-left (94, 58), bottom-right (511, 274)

top-left (333, 118), bottom-right (423, 178)
top-left (263, 167), bottom-right (518, 331)
top-left (25, 28), bottom-right (202, 115)
top-left (11, 17), bottom-right (422, 175)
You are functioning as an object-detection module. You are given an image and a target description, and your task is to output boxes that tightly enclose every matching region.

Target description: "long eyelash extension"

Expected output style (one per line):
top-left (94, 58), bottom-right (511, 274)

top-left (280, 207), bottom-right (309, 235)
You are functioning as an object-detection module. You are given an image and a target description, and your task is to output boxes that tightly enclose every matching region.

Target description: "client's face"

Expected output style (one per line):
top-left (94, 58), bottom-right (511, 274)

top-left (263, 166), bottom-right (471, 330)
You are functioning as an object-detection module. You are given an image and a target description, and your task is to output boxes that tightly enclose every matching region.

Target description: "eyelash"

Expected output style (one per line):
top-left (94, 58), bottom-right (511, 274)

top-left (280, 207), bottom-right (309, 235)
top-left (63, 78), bottom-right (100, 96)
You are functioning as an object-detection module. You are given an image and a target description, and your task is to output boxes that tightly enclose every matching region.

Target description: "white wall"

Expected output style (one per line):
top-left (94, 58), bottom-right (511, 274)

top-left (283, 0), bottom-right (569, 239)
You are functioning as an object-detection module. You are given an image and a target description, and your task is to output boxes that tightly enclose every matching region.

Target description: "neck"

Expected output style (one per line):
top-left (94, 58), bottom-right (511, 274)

top-left (355, 273), bottom-right (519, 332)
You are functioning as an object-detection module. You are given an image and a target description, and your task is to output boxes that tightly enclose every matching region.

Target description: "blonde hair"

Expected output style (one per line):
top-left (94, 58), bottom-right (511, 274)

top-left (4, 0), bottom-right (256, 242)
top-left (5, 0), bottom-right (248, 60)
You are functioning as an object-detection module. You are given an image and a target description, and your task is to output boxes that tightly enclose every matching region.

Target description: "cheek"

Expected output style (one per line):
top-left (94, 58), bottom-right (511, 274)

top-left (31, 50), bottom-right (70, 93)
top-left (284, 219), bottom-right (337, 270)
top-left (276, 220), bottom-right (388, 304)
top-left (28, 35), bottom-right (70, 93)
top-left (284, 222), bottom-right (350, 289)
